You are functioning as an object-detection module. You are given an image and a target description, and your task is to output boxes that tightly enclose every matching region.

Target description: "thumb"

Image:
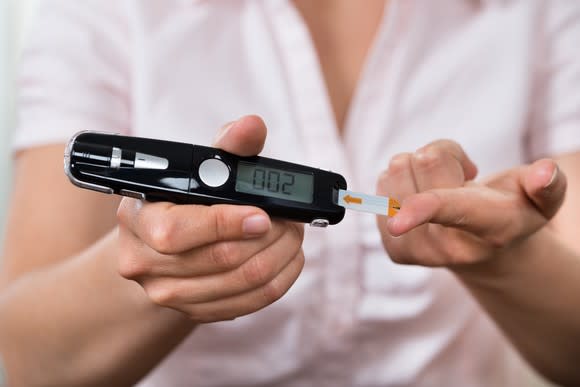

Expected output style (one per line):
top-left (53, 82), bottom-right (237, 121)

top-left (213, 115), bottom-right (267, 156)
top-left (521, 159), bottom-right (567, 220)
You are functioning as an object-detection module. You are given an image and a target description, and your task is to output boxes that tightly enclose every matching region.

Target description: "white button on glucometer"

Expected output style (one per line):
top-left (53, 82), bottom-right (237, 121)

top-left (199, 158), bottom-right (230, 187)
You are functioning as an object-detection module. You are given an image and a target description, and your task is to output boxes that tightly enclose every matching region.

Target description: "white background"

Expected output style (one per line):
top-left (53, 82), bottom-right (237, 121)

top-left (0, 0), bottom-right (39, 239)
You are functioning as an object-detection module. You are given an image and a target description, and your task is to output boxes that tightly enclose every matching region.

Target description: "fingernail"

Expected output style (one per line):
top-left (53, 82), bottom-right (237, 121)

top-left (543, 166), bottom-right (559, 189)
top-left (243, 214), bottom-right (271, 235)
top-left (214, 121), bottom-right (236, 145)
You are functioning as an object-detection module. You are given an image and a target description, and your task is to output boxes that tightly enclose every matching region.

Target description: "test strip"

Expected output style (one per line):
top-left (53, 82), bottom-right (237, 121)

top-left (337, 189), bottom-right (400, 217)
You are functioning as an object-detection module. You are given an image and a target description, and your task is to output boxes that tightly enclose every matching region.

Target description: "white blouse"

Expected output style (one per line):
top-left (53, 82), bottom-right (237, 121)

top-left (14, 0), bottom-right (580, 386)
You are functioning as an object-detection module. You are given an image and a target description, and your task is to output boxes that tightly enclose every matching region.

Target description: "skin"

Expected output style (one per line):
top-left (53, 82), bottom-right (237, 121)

top-left (0, 116), bottom-right (304, 387)
top-left (376, 144), bottom-right (580, 385)
top-left (293, 0), bottom-right (386, 132)
top-left (1, 1), bottom-right (579, 385)
top-left (116, 118), bottom-right (305, 322)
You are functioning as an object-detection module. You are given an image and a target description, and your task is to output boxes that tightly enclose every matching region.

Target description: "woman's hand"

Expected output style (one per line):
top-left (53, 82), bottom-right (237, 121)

top-left (377, 140), bottom-right (567, 268)
top-left (116, 116), bottom-right (305, 323)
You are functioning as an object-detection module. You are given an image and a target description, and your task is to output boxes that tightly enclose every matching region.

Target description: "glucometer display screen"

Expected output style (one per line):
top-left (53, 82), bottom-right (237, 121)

top-left (235, 162), bottom-right (314, 204)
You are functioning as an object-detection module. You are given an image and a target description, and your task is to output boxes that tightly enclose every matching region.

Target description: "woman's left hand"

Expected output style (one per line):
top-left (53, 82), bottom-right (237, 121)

top-left (377, 140), bottom-right (567, 268)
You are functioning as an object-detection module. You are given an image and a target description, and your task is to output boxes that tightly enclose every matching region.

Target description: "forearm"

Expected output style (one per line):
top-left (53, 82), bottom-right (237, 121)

top-left (0, 231), bottom-right (196, 387)
top-left (454, 228), bottom-right (580, 386)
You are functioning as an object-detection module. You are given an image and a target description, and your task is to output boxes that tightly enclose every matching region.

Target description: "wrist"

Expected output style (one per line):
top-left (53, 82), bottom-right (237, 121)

top-left (147, 297), bottom-right (198, 330)
top-left (119, 272), bottom-right (197, 331)
top-left (100, 230), bottom-right (198, 331)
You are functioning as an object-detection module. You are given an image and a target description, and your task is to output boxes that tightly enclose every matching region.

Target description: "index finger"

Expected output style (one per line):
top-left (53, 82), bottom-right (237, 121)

top-left (416, 140), bottom-right (478, 182)
top-left (117, 199), bottom-right (272, 254)
top-left (385, 186), bottom-right (532, 242)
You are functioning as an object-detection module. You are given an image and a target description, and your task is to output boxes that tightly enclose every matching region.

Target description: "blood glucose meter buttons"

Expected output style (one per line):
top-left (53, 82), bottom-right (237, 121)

top-left (199, 158), bottom-right (230, 188)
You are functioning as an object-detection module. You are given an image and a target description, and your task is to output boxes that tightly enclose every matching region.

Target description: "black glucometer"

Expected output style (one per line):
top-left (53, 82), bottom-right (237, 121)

top-left (64, 131), bottom-right (347, 226)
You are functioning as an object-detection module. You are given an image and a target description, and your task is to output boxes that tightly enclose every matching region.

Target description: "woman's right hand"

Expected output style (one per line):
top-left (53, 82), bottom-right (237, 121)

top-left (116, 116), bottom-right (305, 323)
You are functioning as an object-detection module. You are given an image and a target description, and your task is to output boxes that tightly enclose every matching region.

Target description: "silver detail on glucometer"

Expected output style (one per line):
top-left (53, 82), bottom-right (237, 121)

top-left (310, 219), bottom-right (329, 228)
top-left (64, 131), bottom-right (115, 195)
top-left (134, 152), bottom-right (169, 170)
top-left (120, 189), bottom-right (146, 200)
top-left (111, 147), bottom-right (122, 169)
top-left (199, 158), bottom-right (230, 188)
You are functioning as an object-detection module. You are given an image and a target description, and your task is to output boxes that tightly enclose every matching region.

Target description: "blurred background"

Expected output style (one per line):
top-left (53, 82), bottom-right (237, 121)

top-left (0, 0), bottom-right (39, 239)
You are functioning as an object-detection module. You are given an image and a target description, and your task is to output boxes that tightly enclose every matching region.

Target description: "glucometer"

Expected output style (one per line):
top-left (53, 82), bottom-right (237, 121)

top-left (64, 131), bottom-right (400, 226)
